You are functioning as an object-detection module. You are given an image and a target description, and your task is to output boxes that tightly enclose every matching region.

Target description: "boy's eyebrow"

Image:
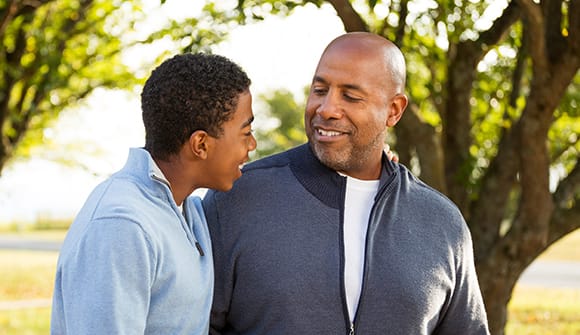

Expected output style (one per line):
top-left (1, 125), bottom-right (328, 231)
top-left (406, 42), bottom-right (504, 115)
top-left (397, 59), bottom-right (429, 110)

top-left (241, 115), bottom-right (254, 129)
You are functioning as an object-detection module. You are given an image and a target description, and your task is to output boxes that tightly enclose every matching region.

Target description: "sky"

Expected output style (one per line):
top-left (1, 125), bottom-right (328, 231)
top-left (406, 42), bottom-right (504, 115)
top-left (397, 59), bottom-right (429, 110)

top-left (0, 2), bottom-right (345, 223)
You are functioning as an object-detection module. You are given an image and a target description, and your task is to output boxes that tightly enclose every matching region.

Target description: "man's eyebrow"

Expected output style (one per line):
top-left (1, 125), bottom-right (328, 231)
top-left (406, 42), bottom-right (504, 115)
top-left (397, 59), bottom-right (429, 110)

top-left (312, 75), bottom-right (328, 84)
top-left (312, 75), bottom-right (363, 92)
top-left (241, 115), bottom-right (254, 129)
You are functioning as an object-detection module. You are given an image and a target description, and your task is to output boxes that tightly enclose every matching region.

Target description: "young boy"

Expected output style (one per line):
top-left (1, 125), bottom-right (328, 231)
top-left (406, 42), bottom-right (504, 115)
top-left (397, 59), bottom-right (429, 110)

top-left (51, 53), bottom-right (256, 334)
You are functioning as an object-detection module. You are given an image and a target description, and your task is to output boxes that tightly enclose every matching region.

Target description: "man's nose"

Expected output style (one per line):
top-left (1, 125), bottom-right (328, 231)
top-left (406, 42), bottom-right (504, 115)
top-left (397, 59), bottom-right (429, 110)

top-left (316, 93), bottom-right (342, 119)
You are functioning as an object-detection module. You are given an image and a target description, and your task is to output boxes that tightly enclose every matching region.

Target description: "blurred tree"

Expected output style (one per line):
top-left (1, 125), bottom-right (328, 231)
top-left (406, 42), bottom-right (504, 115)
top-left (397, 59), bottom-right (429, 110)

top-left (169, 1), bottom-right (576, 334)
top-left (0, 0), bottom-right (231, 175)
top-left (253, 88), bottom-right (306, 158)
top-left (0, 0), bottom-right (137, 174)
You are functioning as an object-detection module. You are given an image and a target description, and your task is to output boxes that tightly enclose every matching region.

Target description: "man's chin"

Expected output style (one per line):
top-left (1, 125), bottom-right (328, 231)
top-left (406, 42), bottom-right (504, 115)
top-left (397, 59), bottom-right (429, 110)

top-left (311, 144), bottom-right (349, 172)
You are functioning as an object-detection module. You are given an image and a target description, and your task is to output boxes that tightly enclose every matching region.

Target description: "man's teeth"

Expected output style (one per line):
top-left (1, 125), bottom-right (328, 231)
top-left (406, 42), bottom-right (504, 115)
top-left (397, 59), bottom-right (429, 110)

top-left (318, 129), bottom-right (341, 136)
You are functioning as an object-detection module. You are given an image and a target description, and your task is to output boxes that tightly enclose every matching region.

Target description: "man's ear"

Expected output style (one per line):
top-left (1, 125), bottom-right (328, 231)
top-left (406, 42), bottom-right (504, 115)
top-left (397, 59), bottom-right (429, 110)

top-left (386, 94), bottom-right (408, 127)
top-left (189, 130), bottom-right (211, 160)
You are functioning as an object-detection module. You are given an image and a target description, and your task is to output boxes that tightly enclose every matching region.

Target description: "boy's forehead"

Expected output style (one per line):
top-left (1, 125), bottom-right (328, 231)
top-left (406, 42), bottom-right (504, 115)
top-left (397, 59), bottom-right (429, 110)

top-left (228, 91), bottom-right (253, 125)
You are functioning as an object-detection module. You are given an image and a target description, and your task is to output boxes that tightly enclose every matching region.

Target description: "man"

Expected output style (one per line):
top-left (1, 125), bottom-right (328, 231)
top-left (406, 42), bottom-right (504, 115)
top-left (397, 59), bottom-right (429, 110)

top-left (51, 53), bottom-right (256, 334)
top-left (203, 32), bottom-right (490, 334)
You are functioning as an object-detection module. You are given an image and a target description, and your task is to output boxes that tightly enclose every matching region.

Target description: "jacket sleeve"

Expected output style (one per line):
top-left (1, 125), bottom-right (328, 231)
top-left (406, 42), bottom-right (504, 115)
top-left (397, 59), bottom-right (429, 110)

top-left (435, 224), bottom-right (491, 335)
top-left (203, 191), bottom-right (232, 335)
top-left (53, 218), bottom-right (154, 334)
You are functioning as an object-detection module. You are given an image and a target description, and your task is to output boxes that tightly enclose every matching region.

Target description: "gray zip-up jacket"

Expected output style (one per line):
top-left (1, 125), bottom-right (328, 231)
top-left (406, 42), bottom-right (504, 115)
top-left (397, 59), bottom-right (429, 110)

top-left (203, 144), bottom-right (489, 335)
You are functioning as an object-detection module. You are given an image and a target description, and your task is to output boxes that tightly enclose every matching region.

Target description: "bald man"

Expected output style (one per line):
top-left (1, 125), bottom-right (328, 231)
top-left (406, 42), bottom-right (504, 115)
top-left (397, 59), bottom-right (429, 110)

top-left (203, 32), bottom-right (490, 335)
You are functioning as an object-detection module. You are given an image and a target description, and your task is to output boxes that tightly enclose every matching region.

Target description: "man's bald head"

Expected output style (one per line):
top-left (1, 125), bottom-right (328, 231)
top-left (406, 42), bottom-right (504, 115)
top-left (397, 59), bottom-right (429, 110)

top-left (321, 32), bottom-right (406, 94)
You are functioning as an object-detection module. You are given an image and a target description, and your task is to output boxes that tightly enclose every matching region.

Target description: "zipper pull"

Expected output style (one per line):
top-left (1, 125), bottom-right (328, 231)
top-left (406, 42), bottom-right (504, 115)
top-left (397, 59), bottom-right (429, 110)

top-left (349, 323), bottom-right (355, 335)
top-left (195, 241), bottom-right (205, 256)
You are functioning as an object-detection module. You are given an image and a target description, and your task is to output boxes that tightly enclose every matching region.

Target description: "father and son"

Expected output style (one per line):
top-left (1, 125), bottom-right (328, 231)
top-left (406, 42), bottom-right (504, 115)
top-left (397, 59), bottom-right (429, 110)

top-left (51, 32), bottom-right (491, 334)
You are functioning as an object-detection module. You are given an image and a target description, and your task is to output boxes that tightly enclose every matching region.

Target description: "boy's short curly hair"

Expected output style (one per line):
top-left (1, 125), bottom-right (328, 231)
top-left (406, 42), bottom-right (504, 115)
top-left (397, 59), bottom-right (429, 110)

top-left (141, 53), bottom-right (251, 160)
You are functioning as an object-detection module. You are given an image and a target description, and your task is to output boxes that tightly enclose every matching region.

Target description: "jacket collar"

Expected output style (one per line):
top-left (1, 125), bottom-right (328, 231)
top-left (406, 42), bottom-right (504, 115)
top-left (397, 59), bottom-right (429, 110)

top-left (289, 144), bottom-right (397, 209)
top-left (117, 147), bottom-right (173, 199)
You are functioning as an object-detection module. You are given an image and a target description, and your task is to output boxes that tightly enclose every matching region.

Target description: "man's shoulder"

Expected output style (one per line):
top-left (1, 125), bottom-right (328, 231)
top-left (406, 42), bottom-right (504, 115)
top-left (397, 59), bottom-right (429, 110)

top-left (242, 144), bottom-right (306, 173)
top-left (203, 145), bottom-right (309, 206)
top-left (395, 164), bottom-right (462, 215)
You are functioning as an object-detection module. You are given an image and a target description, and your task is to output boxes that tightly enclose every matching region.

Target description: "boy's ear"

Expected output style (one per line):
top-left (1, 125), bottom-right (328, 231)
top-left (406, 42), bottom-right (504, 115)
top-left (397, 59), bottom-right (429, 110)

top-left (386, 94), bottom-right (408, 127)
top-left (189, 130), bottom-right (211, 160)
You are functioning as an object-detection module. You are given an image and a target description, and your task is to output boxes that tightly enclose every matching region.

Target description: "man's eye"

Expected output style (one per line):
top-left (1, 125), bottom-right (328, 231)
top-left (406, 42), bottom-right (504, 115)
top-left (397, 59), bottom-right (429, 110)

top-left (244, 129), bottom-right (253, 136)
top-left (312, 87), bottom-right (327, 95)
top-left (344, 94), bottom-right (361, 102)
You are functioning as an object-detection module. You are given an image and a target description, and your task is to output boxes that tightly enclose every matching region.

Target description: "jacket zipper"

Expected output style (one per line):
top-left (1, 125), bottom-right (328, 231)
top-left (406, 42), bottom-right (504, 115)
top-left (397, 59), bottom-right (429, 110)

top-left (338, 177), bottom-right (354, 335)
top-left (349, 178), bottom-right (393, 335)
top-left (151, 174), bottom-right (204, 256)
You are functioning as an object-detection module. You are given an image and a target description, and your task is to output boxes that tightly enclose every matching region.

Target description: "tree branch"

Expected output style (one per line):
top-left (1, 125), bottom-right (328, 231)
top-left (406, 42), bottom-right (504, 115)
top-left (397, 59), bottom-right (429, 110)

top-left (515, 0), bottom-right (549, 72)
top-left (326, 0), bottom-right (367, 32)
top-left (0, 0), bottom-right (18, 38)
top-left (477, 1), bottom-right (521, 49)
top-left (394, 0), bottom-right (408, 45)
top-left (570, 0), bottom-right (580, 51)
top-left (553, 161), bottom-right (580, 208)
top-left (444, 2), bottom-right (521, 216)
top-left (543, 0), bottom-right (567, 63)
top-left (548, 204), bottom-right (580, 246)
top-left (470, 125), bottom-right (519, 261)
top-left (508, 24), bottom-right (528, 109)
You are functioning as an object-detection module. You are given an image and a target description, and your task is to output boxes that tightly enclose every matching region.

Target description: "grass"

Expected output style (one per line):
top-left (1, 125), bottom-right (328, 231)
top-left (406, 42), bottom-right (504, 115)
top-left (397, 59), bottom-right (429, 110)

top-left (0, 251), bottom-right (58, 301)
top-left (538, 230), bottom-right (580, 261)
top-left (0, 251), bottom-right (57, 335)
top-left (0, 308), bottom-right (51, 335)
top-left (0, 230), bottom-right (67, 241)
top-left (506, 286), bottom-right (580, 334)
top-left (0, 216), bottom-right (72, 236)
top-left (0, 228), bottom-right (578, 334)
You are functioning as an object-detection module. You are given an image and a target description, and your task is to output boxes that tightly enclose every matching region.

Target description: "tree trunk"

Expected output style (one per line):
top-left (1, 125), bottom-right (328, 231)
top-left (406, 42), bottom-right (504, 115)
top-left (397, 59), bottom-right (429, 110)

top-left (395, 102), bottom-right (446, 193)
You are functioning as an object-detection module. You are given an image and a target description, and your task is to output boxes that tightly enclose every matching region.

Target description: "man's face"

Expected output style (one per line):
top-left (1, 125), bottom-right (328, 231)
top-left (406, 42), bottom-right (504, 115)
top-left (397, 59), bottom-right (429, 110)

top-left (305, 42), bottom-right (393, 180)
top-left (206, 91), bottom-right (256, 191)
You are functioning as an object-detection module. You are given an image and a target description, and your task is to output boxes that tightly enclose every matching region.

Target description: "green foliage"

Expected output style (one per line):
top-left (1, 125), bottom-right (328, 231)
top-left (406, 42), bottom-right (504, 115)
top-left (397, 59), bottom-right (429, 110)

top-left (143, 2), bottom-right (235, 62)
top-left (0, 0), bottom-right (235, 173)
top-left (234, 0), bottom-right (324, 22)
top-left (253, 89), bottom-right (307, 158)
top-left (0, 0), bottom-right (142, 170)
top-left (550, 72), bottom-right (580, 176)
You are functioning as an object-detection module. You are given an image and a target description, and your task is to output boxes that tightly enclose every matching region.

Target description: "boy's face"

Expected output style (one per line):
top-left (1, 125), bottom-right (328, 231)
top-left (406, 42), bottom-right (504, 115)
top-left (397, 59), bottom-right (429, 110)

top-left (205, 90), bottom-right (256, 191)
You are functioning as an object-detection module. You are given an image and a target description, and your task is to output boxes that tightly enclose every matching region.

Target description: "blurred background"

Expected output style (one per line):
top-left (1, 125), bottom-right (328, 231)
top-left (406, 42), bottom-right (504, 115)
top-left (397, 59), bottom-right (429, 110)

top-left (0, 0), bottom-right (578, 334)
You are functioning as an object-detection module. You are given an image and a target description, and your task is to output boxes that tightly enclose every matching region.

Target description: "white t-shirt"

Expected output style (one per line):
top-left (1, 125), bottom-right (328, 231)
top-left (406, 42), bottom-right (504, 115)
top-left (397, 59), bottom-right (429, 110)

top-left (343, 176), bottom-right (380, 321)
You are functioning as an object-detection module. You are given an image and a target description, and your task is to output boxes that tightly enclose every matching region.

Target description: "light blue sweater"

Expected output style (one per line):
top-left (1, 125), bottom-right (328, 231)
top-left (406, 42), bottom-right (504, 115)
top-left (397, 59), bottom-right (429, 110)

top-left (51, 148), bottom-right (213, 335)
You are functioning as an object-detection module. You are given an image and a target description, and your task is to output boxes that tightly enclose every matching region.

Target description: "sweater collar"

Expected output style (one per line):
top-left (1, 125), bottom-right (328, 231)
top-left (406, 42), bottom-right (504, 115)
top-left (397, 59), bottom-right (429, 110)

top-left (289, 144), bottom-right (396, 209)
top-left (119, 148), bottom-right (173, 197)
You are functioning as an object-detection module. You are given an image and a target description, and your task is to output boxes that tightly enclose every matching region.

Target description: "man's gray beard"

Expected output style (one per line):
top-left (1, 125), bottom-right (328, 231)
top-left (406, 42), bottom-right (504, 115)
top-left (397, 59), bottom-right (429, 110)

top-left (308, 132), bottom-right (387, 175)
top-left (310, 142), bottom-right (352, 172)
